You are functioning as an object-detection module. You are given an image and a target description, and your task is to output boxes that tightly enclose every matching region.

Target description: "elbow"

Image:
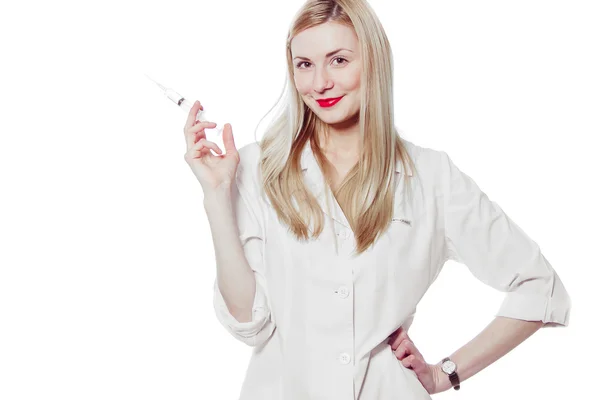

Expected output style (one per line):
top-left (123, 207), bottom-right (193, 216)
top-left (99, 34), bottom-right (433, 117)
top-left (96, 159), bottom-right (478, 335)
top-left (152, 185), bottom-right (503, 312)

top-left (215, 304), bottom-right (276, 347)
top-left (213, 280), bottom-right (276, 347)
top-left (495, 271), bottom-right (571, 328)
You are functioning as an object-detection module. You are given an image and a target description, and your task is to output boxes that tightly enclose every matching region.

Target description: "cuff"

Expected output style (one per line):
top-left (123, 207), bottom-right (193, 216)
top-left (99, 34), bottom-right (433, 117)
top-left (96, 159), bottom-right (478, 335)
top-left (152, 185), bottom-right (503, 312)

top-left (213, 279), bottom-right (272, 342)
top-left (495, 291), bottom-right (570, 327)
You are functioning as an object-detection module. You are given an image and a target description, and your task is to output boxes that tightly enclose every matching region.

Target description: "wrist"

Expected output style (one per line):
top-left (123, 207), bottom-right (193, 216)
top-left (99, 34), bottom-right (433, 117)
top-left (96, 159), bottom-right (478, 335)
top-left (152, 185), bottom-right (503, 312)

top-left (435, 362), bottom-right (453, 393)
top-left (203, 186), bottom-right (233, 209)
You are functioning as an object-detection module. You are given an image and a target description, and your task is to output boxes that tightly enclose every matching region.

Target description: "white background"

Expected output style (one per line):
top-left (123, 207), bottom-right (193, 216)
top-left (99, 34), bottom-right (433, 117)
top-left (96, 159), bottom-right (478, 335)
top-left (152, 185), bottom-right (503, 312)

top-left (1, 1), bottom-right (598, 399)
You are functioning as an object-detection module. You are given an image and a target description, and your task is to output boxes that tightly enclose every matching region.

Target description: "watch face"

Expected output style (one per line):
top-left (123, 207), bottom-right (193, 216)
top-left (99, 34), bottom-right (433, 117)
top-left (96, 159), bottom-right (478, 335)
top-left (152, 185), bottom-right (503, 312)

top-left (442, 360), bottom-right (456, 374)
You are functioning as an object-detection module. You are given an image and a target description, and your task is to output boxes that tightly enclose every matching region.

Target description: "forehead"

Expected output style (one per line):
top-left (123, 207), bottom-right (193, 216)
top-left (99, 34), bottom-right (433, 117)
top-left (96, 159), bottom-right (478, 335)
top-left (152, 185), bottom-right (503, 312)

top-left (290, 22), bottom-right (358, 57)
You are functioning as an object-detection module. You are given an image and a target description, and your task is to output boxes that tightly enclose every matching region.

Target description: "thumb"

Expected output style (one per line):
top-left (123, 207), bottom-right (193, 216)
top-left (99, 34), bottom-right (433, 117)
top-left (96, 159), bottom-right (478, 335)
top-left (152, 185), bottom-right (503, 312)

top-left (222, 123), bottom-right (237, 154)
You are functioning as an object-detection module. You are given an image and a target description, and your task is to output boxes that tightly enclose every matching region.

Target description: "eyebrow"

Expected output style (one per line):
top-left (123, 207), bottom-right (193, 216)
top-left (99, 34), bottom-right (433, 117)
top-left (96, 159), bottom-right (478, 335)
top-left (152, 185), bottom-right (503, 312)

top-left (293, 48), bottom-right (353, 61)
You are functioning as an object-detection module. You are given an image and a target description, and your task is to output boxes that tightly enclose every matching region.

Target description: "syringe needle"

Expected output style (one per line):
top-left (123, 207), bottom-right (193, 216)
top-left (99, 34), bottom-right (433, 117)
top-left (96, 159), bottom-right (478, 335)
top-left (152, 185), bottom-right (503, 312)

top-left (144, 73), bottom-right (167, 92)
top-left (144, 73), bottom-right (188, 108)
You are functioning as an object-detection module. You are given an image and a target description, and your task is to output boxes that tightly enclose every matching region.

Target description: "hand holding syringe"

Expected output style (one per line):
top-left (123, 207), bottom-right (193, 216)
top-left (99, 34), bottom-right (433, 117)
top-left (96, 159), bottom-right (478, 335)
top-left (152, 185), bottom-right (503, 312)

top-left (145, 74), bottom-right (226, 155)
top-left (145, 74), bottom-right (242, 192)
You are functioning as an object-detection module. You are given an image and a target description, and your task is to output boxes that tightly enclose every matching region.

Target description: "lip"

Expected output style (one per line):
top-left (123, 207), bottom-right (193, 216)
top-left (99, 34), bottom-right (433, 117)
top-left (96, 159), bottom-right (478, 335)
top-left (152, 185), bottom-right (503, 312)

top-left (316, 96), bottom-right (344, 108)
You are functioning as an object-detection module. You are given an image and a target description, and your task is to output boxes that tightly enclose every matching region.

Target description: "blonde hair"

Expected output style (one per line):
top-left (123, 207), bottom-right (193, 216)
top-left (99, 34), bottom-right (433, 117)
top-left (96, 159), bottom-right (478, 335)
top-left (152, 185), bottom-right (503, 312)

top-left (254, 0), bottom-right (417, 256)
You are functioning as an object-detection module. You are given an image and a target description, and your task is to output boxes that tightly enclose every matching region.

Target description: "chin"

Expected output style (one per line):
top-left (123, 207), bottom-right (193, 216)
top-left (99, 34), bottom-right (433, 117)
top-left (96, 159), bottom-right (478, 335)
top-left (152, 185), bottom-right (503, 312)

top-left (315, 114), bottom-right (343, 124)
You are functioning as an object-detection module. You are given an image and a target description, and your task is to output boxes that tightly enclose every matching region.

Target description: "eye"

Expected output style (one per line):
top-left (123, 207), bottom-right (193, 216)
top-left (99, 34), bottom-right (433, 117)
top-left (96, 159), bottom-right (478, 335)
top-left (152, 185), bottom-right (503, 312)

top-left (295, 57), bottom-right (349, 70)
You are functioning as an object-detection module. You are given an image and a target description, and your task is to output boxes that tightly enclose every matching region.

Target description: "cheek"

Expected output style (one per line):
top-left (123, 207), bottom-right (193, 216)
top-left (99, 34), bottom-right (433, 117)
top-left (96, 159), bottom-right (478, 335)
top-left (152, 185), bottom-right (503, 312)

top-left (347, 72), bottom-right (361, 90)
top-left (341, 66), bottom-right (361, 90)
top-left (294, 74), bottom-right (311, 95)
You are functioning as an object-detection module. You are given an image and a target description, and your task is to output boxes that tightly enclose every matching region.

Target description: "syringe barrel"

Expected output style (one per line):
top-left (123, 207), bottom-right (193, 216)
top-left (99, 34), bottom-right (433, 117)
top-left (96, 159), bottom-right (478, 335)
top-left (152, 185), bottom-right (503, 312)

top-left (164, 88), bottom-right (185, 105)
top-left (165, 88), bottom-right (201, 119)
top-left (161, 85), bottom-right (222, 135)
top-left (165, 88), bottom-right (203, 120)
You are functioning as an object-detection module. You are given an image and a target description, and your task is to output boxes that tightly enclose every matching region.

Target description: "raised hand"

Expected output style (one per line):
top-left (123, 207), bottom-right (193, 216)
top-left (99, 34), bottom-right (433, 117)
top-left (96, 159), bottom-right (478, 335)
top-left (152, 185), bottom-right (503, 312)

top-left (182, 100), bottom-right (240, 193)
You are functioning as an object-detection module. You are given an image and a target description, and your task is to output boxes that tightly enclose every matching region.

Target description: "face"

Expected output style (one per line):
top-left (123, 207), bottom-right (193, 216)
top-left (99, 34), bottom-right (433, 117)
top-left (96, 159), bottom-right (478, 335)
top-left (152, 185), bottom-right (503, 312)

top-left (290, 22), bottom-right (361, 129)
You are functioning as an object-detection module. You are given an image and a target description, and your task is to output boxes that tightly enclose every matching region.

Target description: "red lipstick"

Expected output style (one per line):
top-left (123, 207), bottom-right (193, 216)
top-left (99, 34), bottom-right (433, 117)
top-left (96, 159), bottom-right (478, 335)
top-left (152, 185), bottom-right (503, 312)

top-left (316, 96), bottom-right (344, 108)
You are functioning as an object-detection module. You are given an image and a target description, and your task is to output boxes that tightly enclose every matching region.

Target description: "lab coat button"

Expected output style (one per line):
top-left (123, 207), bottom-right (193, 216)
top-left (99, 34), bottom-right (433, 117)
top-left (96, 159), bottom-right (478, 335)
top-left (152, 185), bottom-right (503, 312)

top-left (337, 286), bottom-right (350, 298)
top-left (339, 353), bottom-right (351, 364)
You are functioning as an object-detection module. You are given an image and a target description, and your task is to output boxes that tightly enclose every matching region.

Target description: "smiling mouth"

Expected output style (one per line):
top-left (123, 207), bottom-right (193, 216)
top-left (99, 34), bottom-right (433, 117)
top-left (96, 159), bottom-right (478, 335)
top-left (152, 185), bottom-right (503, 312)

top-left (316, 96), bottom-right (344, 107)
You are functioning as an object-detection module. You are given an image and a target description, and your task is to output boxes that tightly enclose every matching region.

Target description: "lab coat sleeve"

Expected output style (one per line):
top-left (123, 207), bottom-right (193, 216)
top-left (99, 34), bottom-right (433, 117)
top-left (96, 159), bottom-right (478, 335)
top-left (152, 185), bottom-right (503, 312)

top-left (212, 167), bottom-right (275, 347)
top-left (440, 151), bottom-right (571, 327)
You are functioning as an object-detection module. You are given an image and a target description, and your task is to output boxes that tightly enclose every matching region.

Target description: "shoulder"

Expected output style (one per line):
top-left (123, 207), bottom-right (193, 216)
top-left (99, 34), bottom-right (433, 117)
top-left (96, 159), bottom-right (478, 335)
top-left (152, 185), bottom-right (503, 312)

top-left (401, 138), bottom-right (450, 189)
top-left (237, 141), bottom-right (262, 165)
top-left (234, 141), bottom-right (262, 192)
top-left (404, 140), bottom-right (480, 204)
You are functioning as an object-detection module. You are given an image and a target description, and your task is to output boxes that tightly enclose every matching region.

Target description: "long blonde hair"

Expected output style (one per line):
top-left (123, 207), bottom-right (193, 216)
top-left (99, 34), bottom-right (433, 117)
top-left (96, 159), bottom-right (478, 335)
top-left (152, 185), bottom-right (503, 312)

top-left (254, 0), bottom-right (417, 256)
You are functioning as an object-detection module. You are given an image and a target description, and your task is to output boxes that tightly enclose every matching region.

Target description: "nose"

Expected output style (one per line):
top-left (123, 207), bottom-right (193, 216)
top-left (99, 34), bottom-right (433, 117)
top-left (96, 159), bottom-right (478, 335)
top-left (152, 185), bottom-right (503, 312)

top-left (313, 65), bottom-right (333, 93)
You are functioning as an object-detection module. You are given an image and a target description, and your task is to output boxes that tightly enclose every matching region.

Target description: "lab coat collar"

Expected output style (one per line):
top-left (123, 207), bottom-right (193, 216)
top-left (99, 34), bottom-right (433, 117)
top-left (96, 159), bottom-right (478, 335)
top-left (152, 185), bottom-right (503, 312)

top-left (299, 139), bottom-right (414, 176)
top-left (298, 139), bottom-right (413, 232)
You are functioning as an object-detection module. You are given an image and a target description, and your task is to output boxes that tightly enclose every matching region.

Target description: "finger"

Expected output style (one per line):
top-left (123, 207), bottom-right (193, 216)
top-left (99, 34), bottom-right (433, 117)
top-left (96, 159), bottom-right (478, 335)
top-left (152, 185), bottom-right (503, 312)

top-left (394, 346), bottom-right (409, 361)
top-left (400, 354), bottom-right (417, 369)
top-left (186, 140), bottom-right (212, 160)
top-left (184, 100), bottom-right (204, 132)
top-left (388, 326), bottom-right (405, 340)
top-left (221, 123), bottom-right (238, 157)
top-left (390, 330), bottom-right (409, 350)
top-left (190, 121), bottom-right (218, 135)
top-left (394, 339), bottom-right (411, 360)
top-left (192, 138), bottom-right (223, 157)
top-left (190, 121), bottom-right (218, 146)
top-left (403, 356), bottom-right (427, 377)
top-left (185, 121), bottom-right (217, 150)
top-left (405, 340), bottom-right (423, 359)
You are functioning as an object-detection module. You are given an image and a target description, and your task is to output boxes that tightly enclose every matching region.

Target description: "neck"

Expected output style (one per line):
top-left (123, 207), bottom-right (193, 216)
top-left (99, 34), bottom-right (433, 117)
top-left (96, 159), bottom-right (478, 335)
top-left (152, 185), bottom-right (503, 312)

top-left (318, 114), bottom-right (361, 158)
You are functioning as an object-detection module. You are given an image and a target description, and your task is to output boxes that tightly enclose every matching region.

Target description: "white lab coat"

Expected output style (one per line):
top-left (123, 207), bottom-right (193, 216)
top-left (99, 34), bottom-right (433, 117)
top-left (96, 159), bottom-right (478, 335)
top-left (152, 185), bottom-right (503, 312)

top-left (212, 138), bottom-right (571, 400)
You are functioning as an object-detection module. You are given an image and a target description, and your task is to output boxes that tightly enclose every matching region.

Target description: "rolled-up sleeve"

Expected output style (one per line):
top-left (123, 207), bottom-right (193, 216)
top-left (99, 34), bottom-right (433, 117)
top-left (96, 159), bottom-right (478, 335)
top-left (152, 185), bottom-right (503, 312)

top-left (212, 165), bottom-right (275, 346)
top-left (440, 151), bottom-right (571, 327)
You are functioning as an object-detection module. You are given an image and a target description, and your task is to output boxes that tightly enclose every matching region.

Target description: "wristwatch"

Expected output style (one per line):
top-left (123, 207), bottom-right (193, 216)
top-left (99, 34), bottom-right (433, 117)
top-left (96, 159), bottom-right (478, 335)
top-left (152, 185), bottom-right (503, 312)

top-left (441, 357), bottom-right (460, 390)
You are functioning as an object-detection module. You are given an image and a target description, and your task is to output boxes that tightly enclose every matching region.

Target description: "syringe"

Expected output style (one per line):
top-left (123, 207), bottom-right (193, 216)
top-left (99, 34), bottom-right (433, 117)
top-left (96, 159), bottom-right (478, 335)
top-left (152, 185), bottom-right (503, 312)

top-left (144, 73), bottom-right (224, 137)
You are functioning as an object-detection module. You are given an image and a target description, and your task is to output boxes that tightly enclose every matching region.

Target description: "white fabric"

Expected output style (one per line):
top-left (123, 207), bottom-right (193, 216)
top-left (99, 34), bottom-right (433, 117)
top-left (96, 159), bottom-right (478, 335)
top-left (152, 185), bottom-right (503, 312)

top-left (212, 138), bottom-right (571, 400)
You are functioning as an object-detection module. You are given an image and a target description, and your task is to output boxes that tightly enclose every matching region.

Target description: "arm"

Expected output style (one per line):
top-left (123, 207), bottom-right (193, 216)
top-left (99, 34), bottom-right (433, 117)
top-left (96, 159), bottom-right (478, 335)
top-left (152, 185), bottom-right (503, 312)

top-left (437, 150), bottom-right (571, 389)
top-left (205, 188), bottom-right (256, 324)
top-left (432, 317), bottom-right (543, 392)
top-left (204, 159), bottom-right (275, 347)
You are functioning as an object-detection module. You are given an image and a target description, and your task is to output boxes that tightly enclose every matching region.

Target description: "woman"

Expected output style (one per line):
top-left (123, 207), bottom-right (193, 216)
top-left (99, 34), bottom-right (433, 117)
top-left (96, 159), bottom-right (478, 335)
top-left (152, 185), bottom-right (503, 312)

top-left (183, 0), bottom-right (571, 398)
